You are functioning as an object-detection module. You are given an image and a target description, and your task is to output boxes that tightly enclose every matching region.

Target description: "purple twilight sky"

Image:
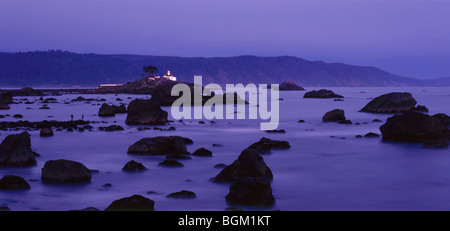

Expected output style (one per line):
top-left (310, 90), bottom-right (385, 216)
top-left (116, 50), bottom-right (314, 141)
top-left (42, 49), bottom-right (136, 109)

top-left (1, 0), bottom-right (449, 79)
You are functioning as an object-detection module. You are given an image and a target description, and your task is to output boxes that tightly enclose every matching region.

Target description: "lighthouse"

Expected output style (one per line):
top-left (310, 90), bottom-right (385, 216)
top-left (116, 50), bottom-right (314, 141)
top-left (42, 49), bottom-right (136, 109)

top-left (163, 70), bottom-right (177, 81)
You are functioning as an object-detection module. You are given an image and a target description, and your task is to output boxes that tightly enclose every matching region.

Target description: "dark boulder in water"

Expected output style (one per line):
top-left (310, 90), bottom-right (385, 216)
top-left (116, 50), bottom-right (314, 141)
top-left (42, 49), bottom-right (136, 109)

top-left (379, 111), bottom-right (450, 143)
top-left (364, 132), bottom-right (380, 138)
top-left (40, 127), bottom-right (54, 137)
top-left (247, 137), bottom-right (290, 154)
top-left (279, 81), bottom-right (305, 91)
top-left (225, 177), bottom-right (274, 206)
top-left (303, 89), bottom-right (344, 98)
top-left (98, 103), bottom-right (127, 117)
top-left (0, 175), bottom-right (31, 190)
top-left (214, 149), bottom-right (273, 182)
top-left (98, 103), bottom-right (117, 117)
top-left (100, 125), bottom-right (124, 131)
top-left (122, 160), bottom-right (147, 172)
top-left (167, 190), bottom-right (196, 199)
top-left (105, 194), bottom-right (155, 211)
top-left (158, 159), bottom-right (184, 167)
top-left (360, 92), bottom-right (417, 113)
top-left (127, 136), bottom-right (190, 155)
top-left (192, 147), bottom-right (212, 157)
top-left (0, 132), bottom-right (37, 167)
top-left (322, 109), bottom-right (346, 122)
top-left (41, 159), bottom-right (92, 184)
top-left (125, 98), bottom-right (168, 125)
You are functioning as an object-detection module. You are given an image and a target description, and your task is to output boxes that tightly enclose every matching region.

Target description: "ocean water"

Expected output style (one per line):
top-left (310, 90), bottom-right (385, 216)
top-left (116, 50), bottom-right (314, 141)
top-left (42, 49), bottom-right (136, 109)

top-left (0, 87), bottom-right (450, 211)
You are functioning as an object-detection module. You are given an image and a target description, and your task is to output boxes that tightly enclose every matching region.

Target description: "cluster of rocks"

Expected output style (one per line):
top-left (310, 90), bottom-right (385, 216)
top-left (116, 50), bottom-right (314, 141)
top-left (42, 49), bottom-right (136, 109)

top-left (98, 103), bottom-right (127, 117)
top-left (0, 120), bottom-right (90, 132)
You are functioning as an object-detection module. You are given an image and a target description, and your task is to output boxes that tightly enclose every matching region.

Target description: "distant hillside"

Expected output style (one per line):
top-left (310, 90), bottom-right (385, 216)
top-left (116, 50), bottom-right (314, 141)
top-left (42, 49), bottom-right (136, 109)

top-left (0, 50), bottom-right (444, 87)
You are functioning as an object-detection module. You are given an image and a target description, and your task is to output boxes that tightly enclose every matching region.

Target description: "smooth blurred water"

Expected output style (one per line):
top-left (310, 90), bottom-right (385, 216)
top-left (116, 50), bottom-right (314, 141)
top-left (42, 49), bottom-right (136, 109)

top-left (0, 87), bottom-right (449, 211)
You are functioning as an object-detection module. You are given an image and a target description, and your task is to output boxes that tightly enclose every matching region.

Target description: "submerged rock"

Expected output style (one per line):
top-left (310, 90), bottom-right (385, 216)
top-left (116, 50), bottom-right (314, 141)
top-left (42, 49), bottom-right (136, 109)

top-left (364, 132), bottom-right (380, 138)
top-left (100, 125), bottom-right (124, 131)
top-left (225, 177), bottom-right (274, 206)
top-left (0, 175), bottom-right (31, 190)
top-left (303, 89), bottom-right (344, 98)
top-left (379, 111), bottom-right (450, 143)
top-left (41, 159), bottom-right (92, 184)
top-left (0, 132), bottom-right (37, 167)
top-left (125, 98), bottom-right (168, 125)
top-left (127, 136), bottom-right (190, 155)
top-left (158, 159), bottom-right (184, 167)
top-left (214, 149), bottom-right (273, 182)
top-left (105, 194), bottom-right (155, 211)
top-left (247, 137), bottom-right (290, 154)
top-left (360, 92), bottom-right (417, 113)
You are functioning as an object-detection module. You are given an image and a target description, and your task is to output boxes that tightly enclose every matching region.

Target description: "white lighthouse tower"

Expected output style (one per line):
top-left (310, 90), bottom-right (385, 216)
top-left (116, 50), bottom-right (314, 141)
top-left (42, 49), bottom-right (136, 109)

top-left (163, 70), bottom-right (177, 81)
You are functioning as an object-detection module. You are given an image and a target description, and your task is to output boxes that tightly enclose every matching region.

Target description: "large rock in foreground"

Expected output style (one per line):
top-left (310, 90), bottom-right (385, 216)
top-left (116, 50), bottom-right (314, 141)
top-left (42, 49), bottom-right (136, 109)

top-left (279, 81), bottom-right (305, 91)
top-left (41, 159), bottom-right (92, 184)
top-left (105, 194), bottom-right (155, 211)
top-left (125, 98), bottom-right (168, 125)
top-left (360, 92), bottom-right (417, 113)
top-left (127, 136), bottom-right (190, 155)
top-left (226, 177), bottom-right (274, 206)
top-left (247, 137), bottom-right (290, 154)
top-left (303, 89), bottom-right (343, 98)
top-left (214, 149), bottom-right (273, 182)
top-left (0, 132), bottom-right (37, 167)
top-left (380, 111), bottom-right (450, 143)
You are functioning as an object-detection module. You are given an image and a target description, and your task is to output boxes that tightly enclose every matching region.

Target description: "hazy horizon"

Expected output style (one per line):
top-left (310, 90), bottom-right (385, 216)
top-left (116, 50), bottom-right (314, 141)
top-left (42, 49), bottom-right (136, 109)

top-left (1, 0), bottom-right (450, 79)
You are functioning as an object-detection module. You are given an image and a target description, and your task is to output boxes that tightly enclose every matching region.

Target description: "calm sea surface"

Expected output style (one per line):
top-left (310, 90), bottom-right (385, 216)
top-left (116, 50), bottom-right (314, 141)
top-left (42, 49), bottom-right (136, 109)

top-left (1, 87), bottom-right (450, 211)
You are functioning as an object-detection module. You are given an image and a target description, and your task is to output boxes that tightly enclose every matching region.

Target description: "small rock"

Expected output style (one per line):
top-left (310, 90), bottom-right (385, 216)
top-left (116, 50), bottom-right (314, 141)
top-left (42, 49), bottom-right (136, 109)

top-left (192, 147), bottom-right (213, 157)
top-left (0, 175), bottom-right (31, 190)
top-left (158, 159), bottom-right (184, 167)
top-left (364, 132), bottom-right (380, 138)
top-left (166, 190), bottom-right (196, 199)
top-left (122, 160), bottom-right (147, 172)
top-left (40, 127), bottom-right (54, 137)
top-left (104, 194), bottom-right (155, 211)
